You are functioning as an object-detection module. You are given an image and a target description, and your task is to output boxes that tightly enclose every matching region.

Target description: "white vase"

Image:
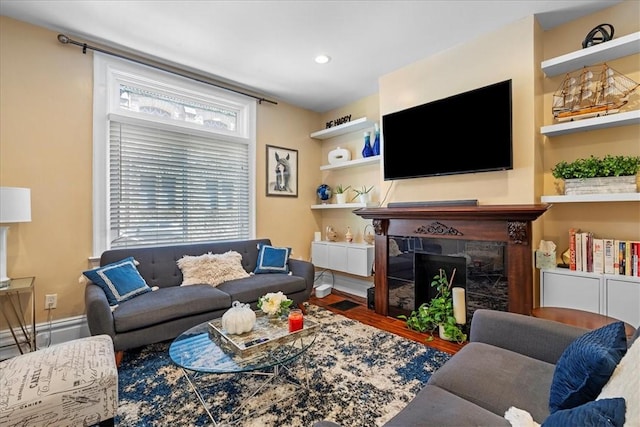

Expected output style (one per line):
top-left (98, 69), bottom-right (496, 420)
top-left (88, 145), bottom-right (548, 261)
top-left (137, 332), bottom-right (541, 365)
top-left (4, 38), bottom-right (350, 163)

top-left (335, 193), bottom-right (347, 204)
top-left (438, 324), bottom-right (454, 341)
top-left (358, 193), bottom-right (370, 204)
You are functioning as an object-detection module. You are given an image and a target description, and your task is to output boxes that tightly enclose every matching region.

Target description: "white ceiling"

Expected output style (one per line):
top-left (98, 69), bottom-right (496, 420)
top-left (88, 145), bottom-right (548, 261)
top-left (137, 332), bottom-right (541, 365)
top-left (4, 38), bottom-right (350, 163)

top-left (0, 0), bottom-right (622, 112)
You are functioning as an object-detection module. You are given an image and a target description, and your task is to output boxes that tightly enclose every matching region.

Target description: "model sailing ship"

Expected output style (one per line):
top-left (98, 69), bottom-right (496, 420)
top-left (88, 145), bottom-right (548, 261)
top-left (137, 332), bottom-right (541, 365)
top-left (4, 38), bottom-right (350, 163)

top-left (552, 63), bottom-right (639, 122)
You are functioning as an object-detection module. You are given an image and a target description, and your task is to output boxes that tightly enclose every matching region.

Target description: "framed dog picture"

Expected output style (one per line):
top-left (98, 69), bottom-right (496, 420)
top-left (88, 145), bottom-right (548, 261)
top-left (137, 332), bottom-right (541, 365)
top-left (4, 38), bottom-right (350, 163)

top-left (266, 145), bottom-right (298, 197)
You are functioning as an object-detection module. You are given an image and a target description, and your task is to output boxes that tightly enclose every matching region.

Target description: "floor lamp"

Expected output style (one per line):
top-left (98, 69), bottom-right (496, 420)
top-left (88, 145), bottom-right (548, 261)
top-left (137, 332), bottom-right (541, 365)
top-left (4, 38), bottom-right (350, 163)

top-left (0, 187), bottom-right (31, 288)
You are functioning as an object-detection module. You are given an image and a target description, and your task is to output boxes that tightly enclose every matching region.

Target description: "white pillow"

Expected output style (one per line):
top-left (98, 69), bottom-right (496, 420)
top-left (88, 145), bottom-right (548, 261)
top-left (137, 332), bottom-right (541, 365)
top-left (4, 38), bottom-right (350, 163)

top-left (504, 406), bottom-right (540, 427)
top-left (177, 251), bottom-right (249, 287)
top-left (597, 338), bottom-right (639, 426)
top-left (389, 239), bottom-right (403, 257)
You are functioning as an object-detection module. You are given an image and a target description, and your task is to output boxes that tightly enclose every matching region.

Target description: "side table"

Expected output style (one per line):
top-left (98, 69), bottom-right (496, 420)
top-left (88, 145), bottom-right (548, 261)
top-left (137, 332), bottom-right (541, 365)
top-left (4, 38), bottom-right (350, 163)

top-left (532, 306), bottom-right (636, 340)
top-left (0, 277), bottom-right (36, 354)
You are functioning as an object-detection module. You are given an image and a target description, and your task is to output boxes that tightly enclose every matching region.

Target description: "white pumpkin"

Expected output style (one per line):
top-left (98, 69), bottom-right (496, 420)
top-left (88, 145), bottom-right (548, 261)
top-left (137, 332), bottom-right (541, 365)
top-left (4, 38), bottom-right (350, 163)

top-left (221, 301), bottom-right (256, 334)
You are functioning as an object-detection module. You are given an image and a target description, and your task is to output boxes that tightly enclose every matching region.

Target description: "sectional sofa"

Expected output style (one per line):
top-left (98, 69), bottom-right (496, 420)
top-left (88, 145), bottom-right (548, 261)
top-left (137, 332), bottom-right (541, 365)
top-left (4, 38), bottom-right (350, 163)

top-left (315, 309), bottom-right (637, 426)
top-left (84, 238), bottom-right (314, 352)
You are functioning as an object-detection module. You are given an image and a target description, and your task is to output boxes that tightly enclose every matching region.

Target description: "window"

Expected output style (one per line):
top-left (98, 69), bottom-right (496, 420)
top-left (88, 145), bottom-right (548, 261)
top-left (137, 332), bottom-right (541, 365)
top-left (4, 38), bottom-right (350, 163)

top-left (93, 53), bottom-right (256, 255)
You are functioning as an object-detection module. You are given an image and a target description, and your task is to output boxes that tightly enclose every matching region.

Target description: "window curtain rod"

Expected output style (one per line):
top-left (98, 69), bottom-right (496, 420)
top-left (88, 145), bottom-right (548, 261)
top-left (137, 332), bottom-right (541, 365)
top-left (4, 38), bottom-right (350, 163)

top-left (56, 34), bottom-right (278, 106)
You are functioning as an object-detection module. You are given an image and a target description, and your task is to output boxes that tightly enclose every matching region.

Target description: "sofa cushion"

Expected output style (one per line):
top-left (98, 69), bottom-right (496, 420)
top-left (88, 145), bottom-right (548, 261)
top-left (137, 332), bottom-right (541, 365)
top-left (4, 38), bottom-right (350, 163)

top-left (177, 250), bottom-right (249, 287)
top-left (549, 322), bottom-right (627, 413)
top-left (542, 398), bottom-right (625, 427)
top-left (253, 244), bottom-right (291, 274)
top-left (427, 342), bottom-right (556, 423)
top-left (83, 256), bottom-right (152, 306)
top-left (217, 274), bottom-right (306, 304)
top-left (112, 285), bottom-right (231, 333)
top-left (385, 385), bottom-right (510, 427)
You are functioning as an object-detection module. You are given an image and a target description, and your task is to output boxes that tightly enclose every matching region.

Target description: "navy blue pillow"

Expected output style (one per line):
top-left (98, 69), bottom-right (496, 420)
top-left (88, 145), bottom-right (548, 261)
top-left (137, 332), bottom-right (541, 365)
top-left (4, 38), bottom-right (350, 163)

top-left (549, 322), bottom-right (627, 413)
top-left (83, 256), bottom-right (151, 306)
top-left (543, 398), bottom-right (626, 427)
top-left (254, 244), bottom-right (291, 274)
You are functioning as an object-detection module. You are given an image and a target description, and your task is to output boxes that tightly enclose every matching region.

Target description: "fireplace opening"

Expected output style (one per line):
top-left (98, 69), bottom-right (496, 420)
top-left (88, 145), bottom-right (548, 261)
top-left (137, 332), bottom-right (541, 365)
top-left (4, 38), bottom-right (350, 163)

top-left (415, 253), bottom-right (467, 312)
top-left (387, 236), bottom-right (508, 323)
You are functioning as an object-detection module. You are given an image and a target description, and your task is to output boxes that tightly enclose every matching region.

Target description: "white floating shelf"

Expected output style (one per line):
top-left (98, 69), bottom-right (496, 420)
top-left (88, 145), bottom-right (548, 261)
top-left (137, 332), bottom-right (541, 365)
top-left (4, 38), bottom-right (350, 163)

top-left (541, 193), bottom-right (640, 203)
top-left (311, 202), bottom-right (378, 210)
top-left (320, 156), bottom-right (380, 171)
top-left (310, 117), bottom-right (375, 140)
top-left (540, 110), bottom-right (640, 136)
top-left (541, 31), bottom-right (640, 77)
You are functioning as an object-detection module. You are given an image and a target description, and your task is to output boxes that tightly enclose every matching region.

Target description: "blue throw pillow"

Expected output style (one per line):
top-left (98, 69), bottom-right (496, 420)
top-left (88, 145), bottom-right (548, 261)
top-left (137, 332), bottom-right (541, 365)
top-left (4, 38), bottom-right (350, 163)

top-left (543, 398), bottom-right (626, 427)
top-left (549, 322), bottom-right (627, 413)
top-left (254, 244), bottom-right (291, 274)
top-left (83, 256), bottom-right (151, 306)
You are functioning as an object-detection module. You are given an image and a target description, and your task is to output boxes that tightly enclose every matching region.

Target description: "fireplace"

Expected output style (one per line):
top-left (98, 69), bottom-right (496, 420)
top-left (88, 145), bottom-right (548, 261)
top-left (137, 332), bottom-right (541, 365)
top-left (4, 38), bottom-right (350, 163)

top-left (354, 204), bottom-right (550, 317)
top-left (388, 236), bottom-right (508, 324)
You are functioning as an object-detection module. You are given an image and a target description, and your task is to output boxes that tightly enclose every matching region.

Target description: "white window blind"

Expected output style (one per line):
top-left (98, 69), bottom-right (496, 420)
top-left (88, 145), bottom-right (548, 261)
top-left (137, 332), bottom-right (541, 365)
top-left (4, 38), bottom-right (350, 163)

top-left (109, 121), bottom-right (250, 248)
top-left (93, 52), bottom-right (256, 255)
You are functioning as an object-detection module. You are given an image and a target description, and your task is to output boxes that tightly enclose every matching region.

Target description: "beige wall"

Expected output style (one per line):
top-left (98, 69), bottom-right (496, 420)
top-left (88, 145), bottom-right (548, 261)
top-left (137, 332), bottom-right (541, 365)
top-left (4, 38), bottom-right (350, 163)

top-left (1, 1), bottom-right (638, 326)
top-left (541, 1), bottom-right (640, 252)
top-left (0, 16), bottom-right (319, 324)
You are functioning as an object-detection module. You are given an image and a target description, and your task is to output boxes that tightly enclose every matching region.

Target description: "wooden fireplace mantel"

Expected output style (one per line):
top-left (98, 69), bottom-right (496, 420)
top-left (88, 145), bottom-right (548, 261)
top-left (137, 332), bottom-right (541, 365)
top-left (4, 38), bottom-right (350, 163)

top-left (354, 204), bottom-right (551, 317)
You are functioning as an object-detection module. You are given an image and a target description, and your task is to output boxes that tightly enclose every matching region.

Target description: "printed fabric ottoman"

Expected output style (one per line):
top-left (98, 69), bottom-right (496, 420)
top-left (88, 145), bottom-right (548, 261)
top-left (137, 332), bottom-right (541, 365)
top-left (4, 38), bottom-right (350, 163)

top-left (0, 334), bottom-right (118, 426)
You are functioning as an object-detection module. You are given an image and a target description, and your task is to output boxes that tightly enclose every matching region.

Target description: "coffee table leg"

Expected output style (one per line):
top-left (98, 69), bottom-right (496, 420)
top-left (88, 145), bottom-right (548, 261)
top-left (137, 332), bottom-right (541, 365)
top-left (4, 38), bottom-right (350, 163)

top-left (180, 368), bottom-right (219, 426)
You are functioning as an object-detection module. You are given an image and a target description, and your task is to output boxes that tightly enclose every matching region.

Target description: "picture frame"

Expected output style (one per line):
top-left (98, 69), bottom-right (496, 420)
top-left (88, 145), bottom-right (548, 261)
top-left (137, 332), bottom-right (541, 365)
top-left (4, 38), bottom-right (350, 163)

top-left (266, 145), bottom-right (298, 197)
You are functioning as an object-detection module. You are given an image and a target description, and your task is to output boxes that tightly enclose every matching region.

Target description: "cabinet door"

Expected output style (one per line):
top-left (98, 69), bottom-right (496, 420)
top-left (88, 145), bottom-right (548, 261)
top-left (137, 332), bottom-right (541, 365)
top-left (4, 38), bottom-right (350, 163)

top-left (540, 270), bottom-right (602, 314)
top-left (606, 277), bottom-right (640, 328)
top-left (328, 244), bottom-right (348, 273)
top-left (347, 246), bottom-right (373, 276)
top-left (311, 242), bottom-right (329, 269)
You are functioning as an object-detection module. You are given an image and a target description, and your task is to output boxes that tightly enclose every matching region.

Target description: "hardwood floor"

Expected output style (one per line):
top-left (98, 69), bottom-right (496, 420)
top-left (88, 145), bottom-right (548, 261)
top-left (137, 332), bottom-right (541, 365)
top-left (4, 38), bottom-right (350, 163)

top-left (308, 289), bottom-right (466, 355)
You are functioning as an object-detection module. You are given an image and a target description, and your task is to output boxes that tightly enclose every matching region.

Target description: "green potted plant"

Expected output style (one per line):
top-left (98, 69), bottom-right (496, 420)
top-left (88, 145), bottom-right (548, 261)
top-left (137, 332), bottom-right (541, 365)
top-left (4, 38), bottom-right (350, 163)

top-left (398, 269), bottom-right (467, 343)
top-left (351, 185), bottom-right (374, 203)
top-left (334, 184), bottom-right (351, 204)
top-left (551, 155), bottom-right (639, 195)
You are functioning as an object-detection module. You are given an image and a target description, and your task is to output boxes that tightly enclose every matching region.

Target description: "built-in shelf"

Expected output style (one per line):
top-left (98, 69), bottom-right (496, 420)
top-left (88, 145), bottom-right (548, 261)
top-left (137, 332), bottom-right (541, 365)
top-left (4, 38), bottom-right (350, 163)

top-left (310, 117), bottom-right (375, 140)
top-left (311, 202), bottom-right (378, 210)
top-left (320, 155), bottom-right (380, 171)
top-left (541, 110), bottom-right (640, 136)
top-left (541, 193), bottom-right (640, 203)
top-left (541, 31), bottom-right (640, 77)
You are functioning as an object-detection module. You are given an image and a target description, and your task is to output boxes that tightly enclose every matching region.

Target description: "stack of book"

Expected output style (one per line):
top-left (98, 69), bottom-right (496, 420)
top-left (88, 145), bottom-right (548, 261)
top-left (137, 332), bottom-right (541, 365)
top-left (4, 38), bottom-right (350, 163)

top-left (568, 228), bottom-right (640, 276)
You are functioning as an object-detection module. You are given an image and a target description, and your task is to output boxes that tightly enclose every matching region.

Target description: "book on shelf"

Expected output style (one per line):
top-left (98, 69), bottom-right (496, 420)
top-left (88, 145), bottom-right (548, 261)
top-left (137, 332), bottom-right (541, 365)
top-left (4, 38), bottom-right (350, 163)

top-left (618, 240), bottom-right (626, 275)
top-left (633, 242), bottom-right (640, 277)
top-left (568, 228), bottom-right (578, 271)
top-left (583, 232), bottom-right (593, 273)
top-left (603, 238), bottom-right (615, 275)
top-left (575, 232), bottom-right (583, 272)
top-left (592, 238), bottom-right (604, 274)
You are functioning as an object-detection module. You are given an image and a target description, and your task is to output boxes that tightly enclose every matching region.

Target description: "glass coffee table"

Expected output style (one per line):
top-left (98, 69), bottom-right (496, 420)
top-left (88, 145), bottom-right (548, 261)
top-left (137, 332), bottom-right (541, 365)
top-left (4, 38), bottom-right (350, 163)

top-left (169, 313), bottom-right (319, 426)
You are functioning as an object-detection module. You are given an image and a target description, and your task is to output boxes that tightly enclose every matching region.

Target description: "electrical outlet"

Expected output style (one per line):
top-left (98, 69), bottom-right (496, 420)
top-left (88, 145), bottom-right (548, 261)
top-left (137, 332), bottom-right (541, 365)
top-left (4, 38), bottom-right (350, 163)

top-left (45, 294), bottom-right (57, 309)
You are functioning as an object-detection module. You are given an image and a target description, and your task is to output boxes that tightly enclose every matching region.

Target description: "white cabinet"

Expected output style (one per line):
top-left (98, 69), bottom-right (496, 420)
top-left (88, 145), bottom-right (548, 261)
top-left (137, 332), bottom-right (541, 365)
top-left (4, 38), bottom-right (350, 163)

top-left (311, 241), bottom-right (374, 277)
top-left (540, 269), bottom-right (640, 327)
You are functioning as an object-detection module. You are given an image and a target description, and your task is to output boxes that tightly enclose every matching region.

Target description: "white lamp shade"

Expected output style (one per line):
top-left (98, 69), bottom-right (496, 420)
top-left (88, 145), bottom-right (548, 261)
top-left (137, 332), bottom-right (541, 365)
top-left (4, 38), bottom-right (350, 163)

top-left (0, 187), bottom-right (31, 223)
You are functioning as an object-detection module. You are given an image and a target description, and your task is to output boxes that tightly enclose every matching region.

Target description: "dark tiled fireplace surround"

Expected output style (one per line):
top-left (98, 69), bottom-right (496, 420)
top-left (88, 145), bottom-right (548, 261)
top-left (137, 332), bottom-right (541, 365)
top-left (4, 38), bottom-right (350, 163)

top-left (354, 204), bottom-right (550, 319)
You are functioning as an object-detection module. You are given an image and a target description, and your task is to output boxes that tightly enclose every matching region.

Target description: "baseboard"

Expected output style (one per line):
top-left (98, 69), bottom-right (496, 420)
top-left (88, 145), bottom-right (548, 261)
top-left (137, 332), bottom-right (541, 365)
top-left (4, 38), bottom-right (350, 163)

top-left (314, 270), bottom-right (372, 299)
top-left (0, 315), bottom-right (90, 360)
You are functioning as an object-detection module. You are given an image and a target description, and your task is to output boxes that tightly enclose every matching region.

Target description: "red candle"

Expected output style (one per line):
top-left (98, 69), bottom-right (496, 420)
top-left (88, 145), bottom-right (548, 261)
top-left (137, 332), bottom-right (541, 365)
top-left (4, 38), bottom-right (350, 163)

top-left (288, 309), bottom-right (304, 332)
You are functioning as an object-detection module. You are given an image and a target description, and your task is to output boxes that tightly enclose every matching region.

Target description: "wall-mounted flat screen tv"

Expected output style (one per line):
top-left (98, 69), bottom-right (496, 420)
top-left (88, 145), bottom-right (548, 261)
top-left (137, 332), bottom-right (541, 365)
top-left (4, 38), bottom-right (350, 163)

top-left (382, 79), bottom-right (513, 180)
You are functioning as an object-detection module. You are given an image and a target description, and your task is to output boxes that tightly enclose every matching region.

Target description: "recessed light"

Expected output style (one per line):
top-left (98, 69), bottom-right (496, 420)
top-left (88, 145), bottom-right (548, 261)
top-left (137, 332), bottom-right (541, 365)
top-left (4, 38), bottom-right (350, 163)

top-left (315, 54), bottom-right (331, 64)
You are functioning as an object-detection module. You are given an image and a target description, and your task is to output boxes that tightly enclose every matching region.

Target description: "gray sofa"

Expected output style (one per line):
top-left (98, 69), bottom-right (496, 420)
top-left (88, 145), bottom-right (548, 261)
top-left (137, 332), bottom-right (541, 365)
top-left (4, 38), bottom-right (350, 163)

top-left (85, 238), bottom-right (314, 352)
top-left (316, 309), bottom-right (636, 426)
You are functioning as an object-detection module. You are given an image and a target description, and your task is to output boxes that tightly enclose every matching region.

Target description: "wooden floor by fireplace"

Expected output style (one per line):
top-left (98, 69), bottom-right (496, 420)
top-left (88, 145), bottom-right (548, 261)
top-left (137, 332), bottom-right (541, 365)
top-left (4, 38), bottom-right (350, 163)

top-left (309, 289), bottom-right (466, 355)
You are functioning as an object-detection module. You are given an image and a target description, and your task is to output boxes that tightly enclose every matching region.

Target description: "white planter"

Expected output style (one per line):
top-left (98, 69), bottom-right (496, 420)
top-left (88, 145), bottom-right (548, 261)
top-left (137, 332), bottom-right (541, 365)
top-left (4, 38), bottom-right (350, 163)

top-left (335, 193), bottom-right (347, 204)
top-left (358, 193), bottom-right (371, 204)
top-left (438, 324), bottom-right (454, 341)
top-left (563, 175), bottom-right (638, 195)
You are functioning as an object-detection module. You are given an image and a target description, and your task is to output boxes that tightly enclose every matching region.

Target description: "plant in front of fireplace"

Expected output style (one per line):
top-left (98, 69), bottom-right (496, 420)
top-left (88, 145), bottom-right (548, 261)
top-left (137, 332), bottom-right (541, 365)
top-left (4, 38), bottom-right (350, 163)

top-left (398, 268), bottom-right (467, 343)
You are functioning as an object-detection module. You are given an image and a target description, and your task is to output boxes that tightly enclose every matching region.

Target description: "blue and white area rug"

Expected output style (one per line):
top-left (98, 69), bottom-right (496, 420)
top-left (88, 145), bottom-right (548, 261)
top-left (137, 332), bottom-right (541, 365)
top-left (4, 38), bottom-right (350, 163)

top-left (116, 304), bottom-right (451, 426)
